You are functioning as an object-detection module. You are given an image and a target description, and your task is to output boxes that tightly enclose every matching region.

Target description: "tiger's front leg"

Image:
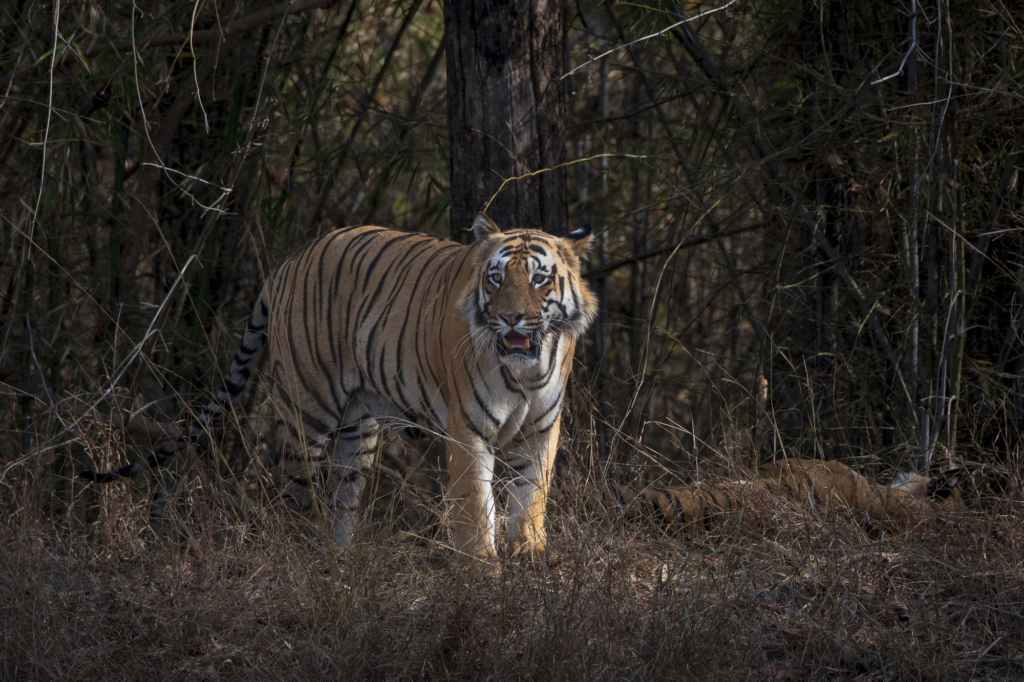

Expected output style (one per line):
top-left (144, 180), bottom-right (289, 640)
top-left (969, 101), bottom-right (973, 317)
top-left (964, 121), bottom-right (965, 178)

top-left (445, 417), bottom-right (498, 563)
top-left (504, 417), bottom-right (560, 557)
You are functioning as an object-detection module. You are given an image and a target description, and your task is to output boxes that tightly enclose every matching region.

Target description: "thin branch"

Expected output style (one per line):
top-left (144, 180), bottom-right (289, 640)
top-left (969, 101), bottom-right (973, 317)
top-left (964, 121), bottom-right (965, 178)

top-left (672, 17), bottom-right (778, 163)
top-left (872, 0), bottom-right (919, 85)
top-left (613, 231), bottom-right (691, 458)
top-left (606, 2), bottom-right (766, 344)
top-left (37, 122), bottom-right (264, 451)
top-left (118, 5), bottom-right (257, 296)
top-left (584, 221), bottom-right (765, 280)
top-left (28, 0), bottom-right (60, 246)
top-left (131, 122), bottom-right (262, 377)
top-left (0, 0), bottom-right (343, 87)
top-left (559, 0), bottom-right (740, 81)
top-left (248, 0), bottom-right (306, 139)
top-left (482, 153), bottom-right (645, 215)
top-left (815, 229), bottom-right (917, 423)
top-left (313, 0), bottom-right (423, 223)
top-left (673, 7), bottom-right (919, 423)
top-left (568, 93), bottom-right (696, 130)
top-left (362, 38), bottom-right (445, 222)
top-left (966, 126), bottom-right (1024, 311)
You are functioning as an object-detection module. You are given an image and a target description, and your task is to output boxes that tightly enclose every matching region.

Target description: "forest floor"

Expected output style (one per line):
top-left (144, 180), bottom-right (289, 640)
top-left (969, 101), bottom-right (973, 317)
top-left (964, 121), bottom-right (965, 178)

top-left (2, 469), bottom-right (1022, 681)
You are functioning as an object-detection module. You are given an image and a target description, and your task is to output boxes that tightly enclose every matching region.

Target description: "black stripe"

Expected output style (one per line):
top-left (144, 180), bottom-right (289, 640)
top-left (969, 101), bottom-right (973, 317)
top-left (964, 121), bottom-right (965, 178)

top-left (283, 262), bottom-right (343, 426)
top-left (349, 231), bottom-right (388, 290)
top-left (525, 340), bottom-right (561, 390)
top-left (299, 251), bottom-right (347, 418)
top-left (279, 395), bottom-right (334, 444)
top-left (473, 387), bottom-right (500, 425)
top-left (532, 420), bottom-right (558, 435)
top-left (508, 458), bottom-right (532, 473)
top-left (394, 245), bottom-right (459, 403)
top-left (329, 231), bottom-right (382, 371)
top-left (362, 234), bottom-right (418, 290)
top-left (458, 402), bottom-right (488, 441)
top-left (702, 495), bottom-right (716, 532)
top-left (416, 376), bottom-right (439, 424)
top-left (340, 468), bottom-right (365, 484)
top-left (501, 367), bottom-right (526, 397)
top-left (533, 391), bottom-right (563, 422)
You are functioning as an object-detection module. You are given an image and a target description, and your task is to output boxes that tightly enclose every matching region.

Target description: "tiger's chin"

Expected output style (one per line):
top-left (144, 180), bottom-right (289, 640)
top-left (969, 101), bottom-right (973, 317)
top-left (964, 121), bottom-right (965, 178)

top-left (495, 329), bottom-right (542, 363)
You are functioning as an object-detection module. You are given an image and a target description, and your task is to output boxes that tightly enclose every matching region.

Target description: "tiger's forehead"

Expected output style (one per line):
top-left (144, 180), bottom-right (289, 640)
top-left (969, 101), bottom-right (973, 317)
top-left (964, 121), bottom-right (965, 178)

top-left (487, 232), bottom-right (558, 271)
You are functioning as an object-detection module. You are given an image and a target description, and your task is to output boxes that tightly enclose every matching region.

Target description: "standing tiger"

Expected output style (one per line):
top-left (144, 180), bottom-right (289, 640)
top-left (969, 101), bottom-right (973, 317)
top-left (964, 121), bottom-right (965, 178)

top-left (81, 214), bottom-right (596, 562)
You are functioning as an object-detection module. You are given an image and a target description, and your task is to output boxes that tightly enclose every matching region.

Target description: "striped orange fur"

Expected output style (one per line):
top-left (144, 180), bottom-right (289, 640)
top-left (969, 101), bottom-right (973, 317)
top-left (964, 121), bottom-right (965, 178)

top-left (81, 214), bottom-right (596, 561)
top-left (611, 459), bottom-right (963, 534)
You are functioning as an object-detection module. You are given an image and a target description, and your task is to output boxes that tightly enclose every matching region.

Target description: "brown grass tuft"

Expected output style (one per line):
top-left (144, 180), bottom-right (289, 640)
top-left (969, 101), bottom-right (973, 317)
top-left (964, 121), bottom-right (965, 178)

top-left (2, 459), bottom-right (1021, 681)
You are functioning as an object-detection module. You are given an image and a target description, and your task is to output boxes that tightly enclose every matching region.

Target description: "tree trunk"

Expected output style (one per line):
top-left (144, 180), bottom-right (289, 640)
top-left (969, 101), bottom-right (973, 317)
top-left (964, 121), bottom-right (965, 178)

top-left (444, 0), bottom-right (567, 242)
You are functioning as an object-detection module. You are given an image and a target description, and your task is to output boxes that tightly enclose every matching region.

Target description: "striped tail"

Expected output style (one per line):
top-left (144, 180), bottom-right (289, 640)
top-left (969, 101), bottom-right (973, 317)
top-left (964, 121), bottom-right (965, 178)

top-left (78, 292), bottom-right (270, 483)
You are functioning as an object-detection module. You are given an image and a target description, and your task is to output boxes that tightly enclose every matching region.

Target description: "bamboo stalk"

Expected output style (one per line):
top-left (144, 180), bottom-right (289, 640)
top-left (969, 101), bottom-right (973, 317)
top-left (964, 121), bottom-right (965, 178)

top-left (906, 1), bottom-right (922, 463)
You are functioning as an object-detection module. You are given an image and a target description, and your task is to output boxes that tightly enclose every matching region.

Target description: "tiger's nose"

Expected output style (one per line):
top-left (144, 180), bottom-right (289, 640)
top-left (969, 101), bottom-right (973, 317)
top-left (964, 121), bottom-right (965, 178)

top-left (499, 312), bottom-right (523, 327)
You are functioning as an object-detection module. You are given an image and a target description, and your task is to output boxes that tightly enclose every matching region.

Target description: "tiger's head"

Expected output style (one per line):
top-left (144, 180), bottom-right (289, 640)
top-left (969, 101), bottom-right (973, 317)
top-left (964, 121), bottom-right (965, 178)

top-left (463, 213), bottom-right (597, 366)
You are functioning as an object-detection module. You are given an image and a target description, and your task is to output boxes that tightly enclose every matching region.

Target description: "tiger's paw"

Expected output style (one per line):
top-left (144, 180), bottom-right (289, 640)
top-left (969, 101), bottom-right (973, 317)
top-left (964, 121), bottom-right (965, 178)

top-left (451, 534), bottom-right (499, 573)
top-left (507, 540), bottom-right (566, 572)
top-left (507, 536), bottom-right (546, 560)
top-left (455, 548), bottom-right (500, 575)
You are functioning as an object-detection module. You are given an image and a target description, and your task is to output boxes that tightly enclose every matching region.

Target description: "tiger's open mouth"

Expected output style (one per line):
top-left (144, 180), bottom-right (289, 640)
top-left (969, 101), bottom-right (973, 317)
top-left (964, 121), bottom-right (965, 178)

top-left (497, 329), bottom-right (541, 359)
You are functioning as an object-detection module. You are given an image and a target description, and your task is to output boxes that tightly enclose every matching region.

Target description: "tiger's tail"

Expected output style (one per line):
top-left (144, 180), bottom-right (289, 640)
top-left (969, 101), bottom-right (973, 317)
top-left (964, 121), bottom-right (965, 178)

top-left (78, 292), bottom-right (270, 483)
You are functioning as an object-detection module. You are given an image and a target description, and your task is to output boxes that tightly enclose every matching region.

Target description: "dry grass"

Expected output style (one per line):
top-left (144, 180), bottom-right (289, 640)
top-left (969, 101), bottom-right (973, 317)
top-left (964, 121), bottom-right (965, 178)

top-left (2, 453), bottom-right (1021, 681)
top-left (3, 0), bottom-right (1023, 677)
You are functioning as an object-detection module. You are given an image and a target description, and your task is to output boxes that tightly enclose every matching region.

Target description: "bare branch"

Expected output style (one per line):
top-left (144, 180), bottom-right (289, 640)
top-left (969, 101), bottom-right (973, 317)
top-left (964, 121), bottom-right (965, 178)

top-left (0, 0), bottom-right (344, 87)
top-left (871, 0), bottom-right (919, 85)
top-left (966, 127), bottom-right (1024, 309)
top-left (815, 228), bottom-right (917, 424)
top-left (558, 0), bottom-right (740, 81)
top-left (584, 221), bottom-right (765, 280)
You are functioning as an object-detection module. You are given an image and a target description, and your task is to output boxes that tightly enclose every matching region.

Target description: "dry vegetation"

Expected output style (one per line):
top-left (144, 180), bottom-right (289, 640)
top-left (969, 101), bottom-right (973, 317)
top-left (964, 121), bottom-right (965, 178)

top-left (3, 448), bottom-right (1022, 680)
top-left (3, 0), bottom-right (1024, 678)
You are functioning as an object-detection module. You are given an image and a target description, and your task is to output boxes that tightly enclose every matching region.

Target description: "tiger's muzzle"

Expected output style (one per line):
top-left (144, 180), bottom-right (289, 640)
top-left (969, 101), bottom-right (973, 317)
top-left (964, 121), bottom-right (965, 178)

top-left (496, 328), bottom-right (542, 360)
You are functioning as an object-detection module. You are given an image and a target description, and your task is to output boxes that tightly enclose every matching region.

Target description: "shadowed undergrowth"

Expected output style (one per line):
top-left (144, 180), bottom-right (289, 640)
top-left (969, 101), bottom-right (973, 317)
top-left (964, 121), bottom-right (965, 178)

top-left (2, 459), bottom-right (1021, 681)
top-left (3, 0), bottom-right (1024, 677)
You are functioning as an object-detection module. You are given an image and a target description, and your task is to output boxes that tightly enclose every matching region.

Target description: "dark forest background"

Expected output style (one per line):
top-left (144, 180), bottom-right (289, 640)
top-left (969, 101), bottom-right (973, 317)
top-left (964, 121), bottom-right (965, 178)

top-left (3, 2), bottom-right (1024, 679)
top-left (2, 0), bottom-right (1023, 504)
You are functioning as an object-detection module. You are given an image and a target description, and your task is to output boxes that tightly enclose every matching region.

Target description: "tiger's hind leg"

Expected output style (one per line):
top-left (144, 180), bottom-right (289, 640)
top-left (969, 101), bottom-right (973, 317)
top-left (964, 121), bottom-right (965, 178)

top-left (268, 417), bottom-right (335, 521)
top-left (326, 415), bottom-right (383, 546)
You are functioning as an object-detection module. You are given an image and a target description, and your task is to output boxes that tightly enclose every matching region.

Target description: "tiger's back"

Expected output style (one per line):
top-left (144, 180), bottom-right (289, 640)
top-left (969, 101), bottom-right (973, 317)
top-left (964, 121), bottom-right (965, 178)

top-left (264, 226), bottom-right (468, 434)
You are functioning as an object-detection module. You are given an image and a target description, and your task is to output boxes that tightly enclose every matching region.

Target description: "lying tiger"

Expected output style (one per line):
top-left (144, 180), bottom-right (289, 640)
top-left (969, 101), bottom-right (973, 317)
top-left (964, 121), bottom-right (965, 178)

top-left (81, 214), bottom-right (596, 563)
top-left (610, 458), bottom-right (963, 534)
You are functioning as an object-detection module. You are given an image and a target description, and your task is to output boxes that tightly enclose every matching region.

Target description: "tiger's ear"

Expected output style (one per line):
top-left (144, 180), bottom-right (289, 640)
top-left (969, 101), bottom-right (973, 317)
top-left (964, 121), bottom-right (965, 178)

top-left (567, 223), bottom-right (593, 257)
top-left (927, 468), bottom-right (962, 500)
top-left (473, 213), bottom-right (502, 243)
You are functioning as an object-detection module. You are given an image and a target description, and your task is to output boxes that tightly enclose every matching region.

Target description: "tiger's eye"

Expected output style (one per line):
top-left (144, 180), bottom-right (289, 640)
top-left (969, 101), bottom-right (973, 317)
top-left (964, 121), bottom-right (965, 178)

top-left (532, 274), bottom-right (546, 286)
top-left (489, 273), bottom-right (502, 287)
